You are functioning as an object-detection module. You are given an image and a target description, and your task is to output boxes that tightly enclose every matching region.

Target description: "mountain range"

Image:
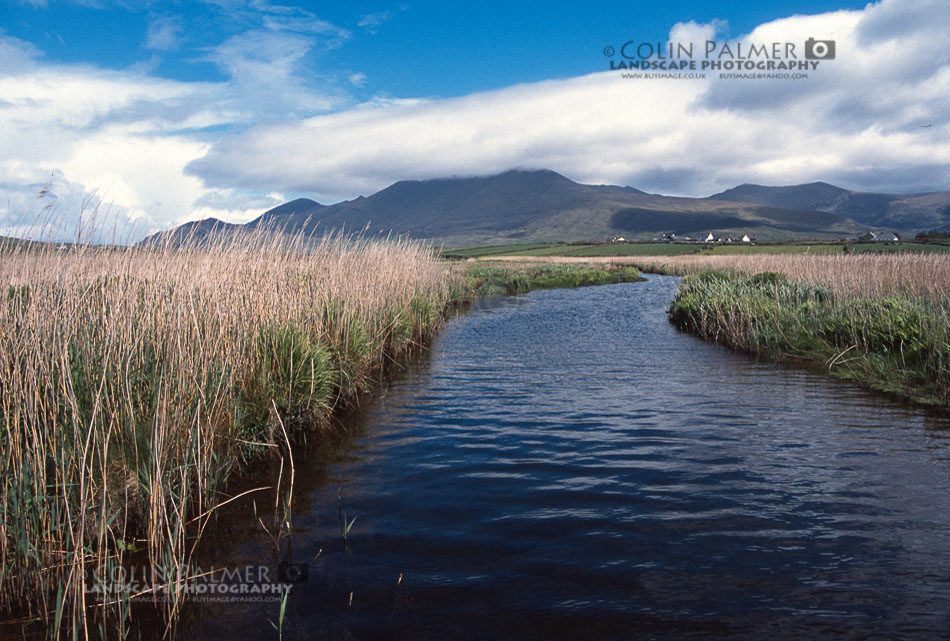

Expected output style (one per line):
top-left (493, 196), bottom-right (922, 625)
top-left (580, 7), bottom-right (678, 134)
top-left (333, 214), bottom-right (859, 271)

top-left (144, 170), bottom-right (950, 246)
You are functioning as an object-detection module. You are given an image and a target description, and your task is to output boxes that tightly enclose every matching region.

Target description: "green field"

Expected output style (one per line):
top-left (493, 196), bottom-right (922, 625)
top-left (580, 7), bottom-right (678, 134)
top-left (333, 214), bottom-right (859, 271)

top-left (460, 262), bottom-right (644, 296)
top-left (442, 241), bottom-right (950, 259)
top-left (439, 242), bottom-right (558, 258)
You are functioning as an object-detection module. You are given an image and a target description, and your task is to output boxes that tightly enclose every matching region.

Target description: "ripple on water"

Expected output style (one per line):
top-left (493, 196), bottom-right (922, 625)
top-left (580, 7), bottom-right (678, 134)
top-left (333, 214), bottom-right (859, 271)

top-left (181, 277), bottom-right (950, 641)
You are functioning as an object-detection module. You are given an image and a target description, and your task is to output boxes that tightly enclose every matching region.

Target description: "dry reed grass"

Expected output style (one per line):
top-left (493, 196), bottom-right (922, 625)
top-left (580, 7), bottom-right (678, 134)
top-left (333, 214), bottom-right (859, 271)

top-left (612, 254), bottom-right (950, 300)
top-left (478, 253), bottom-right (950, 300)
top-left (0, 230), bottom-right (453, 637)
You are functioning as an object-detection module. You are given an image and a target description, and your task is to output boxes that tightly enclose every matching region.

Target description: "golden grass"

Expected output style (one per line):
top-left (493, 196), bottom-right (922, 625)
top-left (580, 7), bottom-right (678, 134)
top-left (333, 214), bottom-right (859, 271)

top-left (478, 253), bottom-right (950, 300)
top-left (0, 231), bottom-right (453, 636)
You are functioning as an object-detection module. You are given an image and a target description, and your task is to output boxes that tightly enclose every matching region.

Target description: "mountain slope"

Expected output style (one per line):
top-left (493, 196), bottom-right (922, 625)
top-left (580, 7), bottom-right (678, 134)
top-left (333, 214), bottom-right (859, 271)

top-left (143, 170), bottom-right (948, 247)
top-left (246, 198), bottom-right (324, 229)
top-left (230, 170), bottom-right (858, 245)
top-left (709, 183), bottom-right (950, 231)
top-left (710, 182), bottom-right (850, 211)
top-left (241, 170), bottom-right (603, 238)
top-left (143, 217), bottom-right (243, 246)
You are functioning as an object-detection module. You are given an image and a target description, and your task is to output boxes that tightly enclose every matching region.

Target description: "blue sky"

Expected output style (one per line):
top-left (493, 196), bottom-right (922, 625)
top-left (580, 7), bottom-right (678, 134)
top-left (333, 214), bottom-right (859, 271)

top-left (0, 0), bottom-right (947, 241)
top-left (4, 0), bottom-right (871, 97)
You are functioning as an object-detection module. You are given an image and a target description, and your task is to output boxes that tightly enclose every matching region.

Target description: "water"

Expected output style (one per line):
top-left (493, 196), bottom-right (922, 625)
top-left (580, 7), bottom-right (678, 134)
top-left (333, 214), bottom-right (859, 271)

top-left (180, 276), bottom-right (950, 640)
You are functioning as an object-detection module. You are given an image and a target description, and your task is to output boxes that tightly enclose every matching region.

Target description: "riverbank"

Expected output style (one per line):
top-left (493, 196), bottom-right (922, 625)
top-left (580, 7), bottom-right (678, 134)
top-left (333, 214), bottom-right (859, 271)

top-left (442, 240), bottom-right (950, 260)
top-left (170, 270), bottom-right (950, 641)
top-left (460, 261), bottom-right (644, 296)
top-left (467, 253), bottom-right (950, 406)
top-left (1, 240), bottom-right (647, 637)
top-left (653, 254), bottom-right (949, 408)
top-left (0, 234), bottom-right (457, 635)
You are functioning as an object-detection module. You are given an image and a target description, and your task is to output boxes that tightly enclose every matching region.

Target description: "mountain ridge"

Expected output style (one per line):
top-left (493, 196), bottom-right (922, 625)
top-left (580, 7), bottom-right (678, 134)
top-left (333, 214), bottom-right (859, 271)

top-left (144, 170), bottom-right (950, 246)
top-left (708, 182), bottom-right (950, 230)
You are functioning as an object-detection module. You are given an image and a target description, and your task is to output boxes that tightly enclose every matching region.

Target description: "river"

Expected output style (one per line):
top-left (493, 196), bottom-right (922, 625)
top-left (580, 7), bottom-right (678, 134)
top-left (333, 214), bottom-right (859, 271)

top-left (178, 275), bottom-right (950, 640)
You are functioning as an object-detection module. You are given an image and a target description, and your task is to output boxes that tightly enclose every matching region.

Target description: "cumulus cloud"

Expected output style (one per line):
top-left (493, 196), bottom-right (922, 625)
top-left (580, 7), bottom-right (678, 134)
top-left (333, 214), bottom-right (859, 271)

top-left (0, 170), bottom-right (151, 244)
top-left (0, 63), bottom-right (216, 240)
top-left (0, 46), bottom-right (276, 241)
top-left (187, 0), bottom-right (950, 200)
top-left (0, 3), bottom-right (352, 241)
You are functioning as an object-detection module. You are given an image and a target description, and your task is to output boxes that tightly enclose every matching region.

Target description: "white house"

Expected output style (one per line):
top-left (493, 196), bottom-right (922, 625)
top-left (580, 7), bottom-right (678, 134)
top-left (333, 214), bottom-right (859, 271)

top-left (704, 232), bottom-right (716, 243)
top-left (859, 231), bottom-right (899, 242)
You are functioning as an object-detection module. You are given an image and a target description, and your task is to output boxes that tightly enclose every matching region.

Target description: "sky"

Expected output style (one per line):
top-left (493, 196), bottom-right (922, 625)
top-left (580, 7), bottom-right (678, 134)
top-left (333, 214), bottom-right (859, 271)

top-left (0, 0), bottom-right (948, 242)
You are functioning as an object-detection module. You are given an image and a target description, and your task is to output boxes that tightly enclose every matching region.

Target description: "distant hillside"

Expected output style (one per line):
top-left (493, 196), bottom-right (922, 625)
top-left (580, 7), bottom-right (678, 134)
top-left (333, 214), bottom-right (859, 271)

top-left (143, 170), bottom-right (949, 247)
top-left (248, 198), bottom-right (324, 229)
top-left (141, 217), bottom-right (245, 246)
top-left (710, 182), bottom-right (850, 211)
top-left (709, 183), bottom-right (950, 231)
top-left (0, 236), bottom-right (75, 250)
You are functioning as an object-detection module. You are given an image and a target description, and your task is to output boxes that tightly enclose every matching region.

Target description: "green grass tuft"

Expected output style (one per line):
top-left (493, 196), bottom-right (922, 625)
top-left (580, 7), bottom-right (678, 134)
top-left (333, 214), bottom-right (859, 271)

top-left (669, 270), bottom-right (949, 406)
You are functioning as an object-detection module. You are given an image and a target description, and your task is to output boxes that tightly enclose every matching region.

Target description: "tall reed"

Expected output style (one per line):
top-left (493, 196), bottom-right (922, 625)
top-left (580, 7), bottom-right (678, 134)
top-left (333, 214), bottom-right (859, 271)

top-left (0, 229), bottom-right (454, 637)
top-left (626, 253), bottom-right (950, 300)
top-left (667, 267), bottom-right (949, 406)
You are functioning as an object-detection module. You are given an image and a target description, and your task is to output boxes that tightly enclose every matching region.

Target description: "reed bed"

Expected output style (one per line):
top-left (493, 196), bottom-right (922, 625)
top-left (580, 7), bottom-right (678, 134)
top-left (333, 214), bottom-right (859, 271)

top-left (479, 253), bottom-right (950, 300)
top-left (0, 231), bottom-right (454, 637)
top-left (652, 254), bottom-right (950, 406)
top-left (458, 262), bottom-right (643, 296)
top-left (625, 253), bottom-right (950, 301)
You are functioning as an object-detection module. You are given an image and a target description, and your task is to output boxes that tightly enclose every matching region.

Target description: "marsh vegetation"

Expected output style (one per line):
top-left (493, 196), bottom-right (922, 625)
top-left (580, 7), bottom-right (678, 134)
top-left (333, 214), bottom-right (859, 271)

top-left (647, 254), bottom-right (950, 406)
top-left (460, 262), bottom-right (644, 296)
top-left (0, 232), bottom-right (455, 635)
top-left (4, 230), bottom-right (947, 639)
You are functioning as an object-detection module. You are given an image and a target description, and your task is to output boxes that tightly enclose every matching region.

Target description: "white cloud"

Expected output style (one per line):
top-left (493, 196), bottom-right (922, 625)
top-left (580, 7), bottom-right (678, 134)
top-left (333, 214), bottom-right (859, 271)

top-left (145, 15), bottom-right (182, 51)
top-left (187, 0), bottom-right (950, 200)
top-left (21, 0), bottom-right (108, 7)
top-left (186, 188), bottom-right (287, 225)
top-left (0, 50), bottom-right (262, 241)
top-left (0, 4), bottom-right (352, 241)
top-left (357, 6), bottom-right (408, 34)
top-left (358, 10), bottom-right (393, 34)
top-left (205, 29), bottom-right (347, 119)
top-left (195, 1), bottom-right (354, 122)
top-left (0, 31), bottom-right (41, 73)
top-left (668, 18), bottom-right (729, 53)
top-left (0, 168), bottom-right (148, 244)
top-left (2, 0), bottom-right (949, 243)
top-left (201, 0), bottom-right (350, 43)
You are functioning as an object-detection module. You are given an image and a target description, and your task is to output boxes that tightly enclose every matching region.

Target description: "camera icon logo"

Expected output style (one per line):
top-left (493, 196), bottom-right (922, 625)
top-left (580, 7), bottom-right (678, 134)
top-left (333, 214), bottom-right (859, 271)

top-left (277, 561), bottom-right (309, 584)
top-left (804, 38), bottom-right (835, 60)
